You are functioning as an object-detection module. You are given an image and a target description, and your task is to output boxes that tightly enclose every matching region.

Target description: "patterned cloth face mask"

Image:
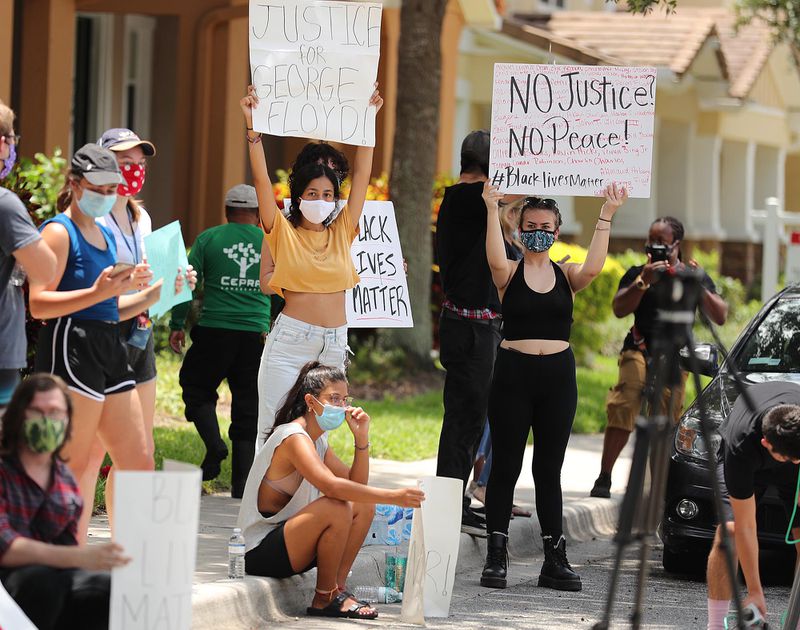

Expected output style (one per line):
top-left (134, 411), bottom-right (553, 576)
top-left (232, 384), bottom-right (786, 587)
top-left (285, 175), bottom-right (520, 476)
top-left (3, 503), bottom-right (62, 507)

top-left (118, 163), bottom-right (146, 197)
top-left (0, 142), bottom-right (16, 180)
top-left (520, 229), bottom-right (556, 253)
top-left (23, 416), bottom-right (67, 454)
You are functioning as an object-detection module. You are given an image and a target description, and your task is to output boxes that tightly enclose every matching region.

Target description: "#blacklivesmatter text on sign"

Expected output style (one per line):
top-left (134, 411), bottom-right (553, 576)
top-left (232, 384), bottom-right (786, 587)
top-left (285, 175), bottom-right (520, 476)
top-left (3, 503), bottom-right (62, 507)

top-left (489, 64), bottom-right (656, 198)
top-left (249, 0), bottom-right (382, 147)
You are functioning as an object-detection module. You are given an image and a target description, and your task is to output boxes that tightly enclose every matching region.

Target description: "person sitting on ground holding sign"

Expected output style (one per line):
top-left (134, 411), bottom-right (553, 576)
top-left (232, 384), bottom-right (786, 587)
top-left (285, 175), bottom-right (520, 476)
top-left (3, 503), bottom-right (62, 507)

top-left (240, 85), bottom-right (383, 448)
top-left (705, 382), bottom-right (800, 630)
top-left (590, 216), bottom-right (727, 499)
top-left (28, 144), bottom-right (163, 542)
top-left (237, 361), bottom-right (424, 620)
top-left (0, 374), bottom-right (130, 630)
top-left (480, 185), bottom-right (628, 592)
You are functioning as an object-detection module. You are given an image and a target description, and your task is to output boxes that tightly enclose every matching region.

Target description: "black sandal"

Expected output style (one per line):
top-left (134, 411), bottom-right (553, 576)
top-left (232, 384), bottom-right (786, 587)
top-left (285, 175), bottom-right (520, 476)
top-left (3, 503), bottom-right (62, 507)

top-left (307, 588), bottom-right (379, 619)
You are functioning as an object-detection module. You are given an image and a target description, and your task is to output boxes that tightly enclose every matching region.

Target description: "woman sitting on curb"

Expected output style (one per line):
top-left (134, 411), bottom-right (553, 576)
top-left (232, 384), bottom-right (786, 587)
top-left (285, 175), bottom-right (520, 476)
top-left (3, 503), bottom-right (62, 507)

top-left (0, 374), bottom-right (130, 630)
top-left (237, 361), bottom-right (424, 620)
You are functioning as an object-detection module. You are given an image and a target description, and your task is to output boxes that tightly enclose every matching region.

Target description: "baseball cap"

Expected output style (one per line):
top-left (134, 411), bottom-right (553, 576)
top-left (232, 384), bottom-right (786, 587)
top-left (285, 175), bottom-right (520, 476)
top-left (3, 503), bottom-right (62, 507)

top-left (98, 128), bottom-right (156, 156)
top-left (71, 144), bottom-right (124, 186)
top-left (225, 184), bottom-right (259, 209)
top-left (461, 129), bottom-right (492, 173)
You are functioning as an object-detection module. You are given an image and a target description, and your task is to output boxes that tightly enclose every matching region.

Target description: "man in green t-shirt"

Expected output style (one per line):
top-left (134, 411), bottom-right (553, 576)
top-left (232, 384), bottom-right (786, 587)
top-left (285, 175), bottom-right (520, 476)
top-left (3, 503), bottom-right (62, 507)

top-left (169, 185), bottom-right (271, 497)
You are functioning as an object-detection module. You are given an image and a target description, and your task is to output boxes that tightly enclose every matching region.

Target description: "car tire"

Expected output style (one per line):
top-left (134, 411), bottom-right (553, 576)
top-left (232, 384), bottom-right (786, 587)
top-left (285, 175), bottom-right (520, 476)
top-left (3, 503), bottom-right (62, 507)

top-left (662, 545), bottom-right (706, 576)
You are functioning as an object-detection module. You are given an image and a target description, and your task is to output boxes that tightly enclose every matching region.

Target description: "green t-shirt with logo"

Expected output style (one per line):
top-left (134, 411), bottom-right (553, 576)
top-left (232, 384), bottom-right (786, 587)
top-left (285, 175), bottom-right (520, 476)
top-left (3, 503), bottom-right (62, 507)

top-left (170, 223), bottom-right (270, 333)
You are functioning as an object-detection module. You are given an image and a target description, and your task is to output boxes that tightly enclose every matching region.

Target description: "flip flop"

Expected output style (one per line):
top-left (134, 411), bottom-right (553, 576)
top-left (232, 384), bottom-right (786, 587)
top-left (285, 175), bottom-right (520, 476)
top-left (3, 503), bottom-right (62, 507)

top-left (512, 504), bottom-right (532, 518)
top-left (307, 592), bottom-right (378, 619)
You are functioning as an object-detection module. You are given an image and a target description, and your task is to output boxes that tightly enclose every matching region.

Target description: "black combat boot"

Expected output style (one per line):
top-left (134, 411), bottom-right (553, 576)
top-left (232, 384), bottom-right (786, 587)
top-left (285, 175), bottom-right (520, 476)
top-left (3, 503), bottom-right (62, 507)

top-left (538, 534), bottom-right (582, 591)
top-left (480, 532), bottom-right (508, 588)
top-left (231, 440), bottom-right (255, 499)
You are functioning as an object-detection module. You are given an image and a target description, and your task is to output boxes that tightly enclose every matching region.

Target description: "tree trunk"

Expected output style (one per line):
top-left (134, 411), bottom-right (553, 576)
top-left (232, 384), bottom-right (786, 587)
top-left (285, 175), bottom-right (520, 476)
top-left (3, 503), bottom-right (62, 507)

top-left (389, 0), bottom-right (448, 365)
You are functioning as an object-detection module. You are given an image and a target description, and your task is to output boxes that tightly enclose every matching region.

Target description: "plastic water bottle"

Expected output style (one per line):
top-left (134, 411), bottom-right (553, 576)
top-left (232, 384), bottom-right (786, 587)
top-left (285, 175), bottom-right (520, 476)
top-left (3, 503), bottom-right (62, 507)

top-left (228, 528), bottom-right (245, 579)
top-left (352, 586), bottom-right (403, 604)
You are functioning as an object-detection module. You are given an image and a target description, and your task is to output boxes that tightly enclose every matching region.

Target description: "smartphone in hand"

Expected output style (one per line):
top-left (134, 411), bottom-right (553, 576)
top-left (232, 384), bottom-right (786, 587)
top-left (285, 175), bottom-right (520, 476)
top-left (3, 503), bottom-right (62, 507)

top-left (109, 262), bottom-right (135, 278)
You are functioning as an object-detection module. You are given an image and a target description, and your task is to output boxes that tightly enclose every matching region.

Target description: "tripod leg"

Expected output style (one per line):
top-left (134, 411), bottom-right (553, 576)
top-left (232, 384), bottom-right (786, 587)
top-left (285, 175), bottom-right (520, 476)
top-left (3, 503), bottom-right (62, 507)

top-left (592, 417), bottom-right (655, 630)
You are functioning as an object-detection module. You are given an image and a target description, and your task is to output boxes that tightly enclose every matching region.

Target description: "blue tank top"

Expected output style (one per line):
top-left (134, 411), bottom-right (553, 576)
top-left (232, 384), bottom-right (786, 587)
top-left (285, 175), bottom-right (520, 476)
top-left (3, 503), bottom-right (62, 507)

top-left (40, 213), bottom-right (119, 321)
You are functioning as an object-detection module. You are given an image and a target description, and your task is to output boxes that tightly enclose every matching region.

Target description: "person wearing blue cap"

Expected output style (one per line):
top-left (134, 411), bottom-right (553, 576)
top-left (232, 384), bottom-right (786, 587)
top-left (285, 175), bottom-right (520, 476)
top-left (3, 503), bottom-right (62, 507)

top-left (28, 143), bottom-right (164, 542)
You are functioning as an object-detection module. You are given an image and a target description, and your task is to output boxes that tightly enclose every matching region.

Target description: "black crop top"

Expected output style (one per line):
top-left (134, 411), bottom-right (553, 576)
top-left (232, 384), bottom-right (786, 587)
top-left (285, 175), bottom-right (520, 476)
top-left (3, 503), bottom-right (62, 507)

top-left (501, 260), bottom-right (573, 342)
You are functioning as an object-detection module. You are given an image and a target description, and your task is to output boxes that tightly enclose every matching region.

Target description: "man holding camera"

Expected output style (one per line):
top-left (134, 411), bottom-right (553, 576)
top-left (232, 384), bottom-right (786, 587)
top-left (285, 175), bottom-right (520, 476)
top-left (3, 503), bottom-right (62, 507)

top-left (589, 216), bottom-right (727, 498)
top-left (706, 382), bottom-right (800, 629)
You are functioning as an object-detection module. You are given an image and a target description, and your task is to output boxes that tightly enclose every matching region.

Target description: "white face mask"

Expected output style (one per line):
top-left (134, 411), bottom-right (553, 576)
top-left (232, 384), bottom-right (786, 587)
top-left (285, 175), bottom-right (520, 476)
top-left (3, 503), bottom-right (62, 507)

top-left (299, 199), bottom-right (336, 225)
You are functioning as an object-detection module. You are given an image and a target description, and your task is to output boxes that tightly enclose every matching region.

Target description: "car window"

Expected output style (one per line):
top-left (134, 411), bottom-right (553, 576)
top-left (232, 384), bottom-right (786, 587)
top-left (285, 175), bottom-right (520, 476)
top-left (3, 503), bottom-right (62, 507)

top-left (736, 298), bottom-right (800, 372)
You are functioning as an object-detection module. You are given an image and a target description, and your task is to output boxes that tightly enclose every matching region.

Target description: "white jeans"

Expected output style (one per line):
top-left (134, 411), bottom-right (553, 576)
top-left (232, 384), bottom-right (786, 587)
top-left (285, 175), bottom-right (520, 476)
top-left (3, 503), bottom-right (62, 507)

top-left (256, 313), bottom-right (349, 448)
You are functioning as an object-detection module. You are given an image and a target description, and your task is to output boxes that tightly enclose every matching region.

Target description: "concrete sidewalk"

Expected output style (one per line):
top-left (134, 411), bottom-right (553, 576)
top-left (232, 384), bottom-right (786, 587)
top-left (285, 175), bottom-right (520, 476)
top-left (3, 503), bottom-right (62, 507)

top-left (89, 434), bottom-right (632, 628)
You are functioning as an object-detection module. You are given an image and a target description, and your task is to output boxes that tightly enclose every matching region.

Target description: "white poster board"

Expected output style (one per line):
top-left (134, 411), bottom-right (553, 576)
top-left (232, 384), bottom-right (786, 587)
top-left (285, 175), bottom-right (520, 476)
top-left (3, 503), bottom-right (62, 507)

top-left (348, 201), bottom-right (412, 328)
top-left (281, 199), bottom-right (413, 328)
top-left (249, 0), bottom-right (382, 146)
top-left (489, 64), bottom-right (656, 198)
top-left (0, 581), bottom-right (36, 630)
top-left (110, 464), bottom-right (202, 630)
top-left (400, 476), bottom-right (462, 621)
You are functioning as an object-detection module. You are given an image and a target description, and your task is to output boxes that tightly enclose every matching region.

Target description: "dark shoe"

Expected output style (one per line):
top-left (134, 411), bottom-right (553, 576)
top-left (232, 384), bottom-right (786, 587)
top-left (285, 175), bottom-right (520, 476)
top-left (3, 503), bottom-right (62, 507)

top-left (461, 509), bottom-right (487, 537)
top-left (201, 443), bottom-right (228, 482)
top-left (231, 440), bottom-right (255, 499)
top-left (590, 472), bottom-right (612, 498)
top-left (538, 535), bottom-right (582, 591)
top-left (480, 532), bottom-right (508, 588)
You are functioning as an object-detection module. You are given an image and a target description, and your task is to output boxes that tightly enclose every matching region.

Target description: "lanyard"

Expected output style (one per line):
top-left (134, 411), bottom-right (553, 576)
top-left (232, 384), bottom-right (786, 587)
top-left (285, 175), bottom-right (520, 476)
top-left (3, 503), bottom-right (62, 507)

top-left (109, 207), bottom-right (139, 264)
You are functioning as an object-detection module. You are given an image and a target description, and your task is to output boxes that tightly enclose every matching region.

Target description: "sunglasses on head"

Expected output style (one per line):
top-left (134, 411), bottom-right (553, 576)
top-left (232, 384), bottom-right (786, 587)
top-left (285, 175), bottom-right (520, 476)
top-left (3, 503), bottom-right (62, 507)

top-left (523, 197), bottom-right (558, 210)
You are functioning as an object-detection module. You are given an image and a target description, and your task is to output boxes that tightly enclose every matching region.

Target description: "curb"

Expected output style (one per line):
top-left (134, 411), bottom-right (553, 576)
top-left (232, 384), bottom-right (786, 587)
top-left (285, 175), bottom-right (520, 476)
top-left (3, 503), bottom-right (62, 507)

top-left (189, 496), bottom-right (621, 629)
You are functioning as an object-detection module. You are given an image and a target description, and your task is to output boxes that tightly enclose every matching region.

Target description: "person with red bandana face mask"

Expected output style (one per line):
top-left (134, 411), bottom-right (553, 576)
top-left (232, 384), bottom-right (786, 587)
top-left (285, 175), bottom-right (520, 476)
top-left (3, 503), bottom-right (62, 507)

top-left (87, 128), bottom-right (196, 537)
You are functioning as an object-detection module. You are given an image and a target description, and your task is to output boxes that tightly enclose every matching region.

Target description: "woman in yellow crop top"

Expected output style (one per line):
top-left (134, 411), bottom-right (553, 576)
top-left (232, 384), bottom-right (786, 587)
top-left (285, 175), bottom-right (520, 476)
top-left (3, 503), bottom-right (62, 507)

top-left (240, 85), bottom-right (383, 448)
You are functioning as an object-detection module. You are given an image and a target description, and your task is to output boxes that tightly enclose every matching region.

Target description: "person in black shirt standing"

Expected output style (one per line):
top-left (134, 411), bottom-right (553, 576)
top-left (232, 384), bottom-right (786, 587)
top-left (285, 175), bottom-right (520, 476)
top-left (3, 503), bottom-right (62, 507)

top-left (590, 217), bottom-right (728, 498)
top-left (435, 130), bottom-right (506, 536)
top-left (705, 382), bottom-right (800, 629)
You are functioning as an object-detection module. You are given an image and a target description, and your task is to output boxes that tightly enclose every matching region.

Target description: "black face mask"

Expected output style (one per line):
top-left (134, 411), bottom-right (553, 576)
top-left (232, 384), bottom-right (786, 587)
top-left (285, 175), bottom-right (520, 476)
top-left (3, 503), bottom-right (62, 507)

top-left (645, 243), bottom-right (672, 263)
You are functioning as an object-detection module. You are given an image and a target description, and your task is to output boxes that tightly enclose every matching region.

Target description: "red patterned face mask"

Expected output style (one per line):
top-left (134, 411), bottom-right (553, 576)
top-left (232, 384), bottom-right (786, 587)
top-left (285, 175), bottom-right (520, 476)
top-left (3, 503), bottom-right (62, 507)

top-left (118, 163), bottom-right (146, 197)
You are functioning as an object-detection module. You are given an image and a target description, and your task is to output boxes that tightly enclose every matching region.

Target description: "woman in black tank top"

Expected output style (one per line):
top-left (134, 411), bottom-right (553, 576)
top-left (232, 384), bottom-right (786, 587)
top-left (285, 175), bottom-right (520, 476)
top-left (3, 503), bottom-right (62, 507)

top-left (479, 183), bottom-right (628, 593)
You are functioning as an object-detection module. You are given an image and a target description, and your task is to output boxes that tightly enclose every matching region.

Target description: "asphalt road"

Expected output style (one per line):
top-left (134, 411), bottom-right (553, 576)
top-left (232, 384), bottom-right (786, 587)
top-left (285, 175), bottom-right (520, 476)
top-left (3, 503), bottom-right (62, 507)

top-left (272, 536), bottom-right (796, 630)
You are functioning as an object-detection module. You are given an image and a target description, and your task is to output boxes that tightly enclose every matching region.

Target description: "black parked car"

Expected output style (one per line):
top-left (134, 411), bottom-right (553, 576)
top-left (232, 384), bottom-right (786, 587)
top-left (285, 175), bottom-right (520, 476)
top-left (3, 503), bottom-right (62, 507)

top-left (659, 286), bottom-right (800, 574)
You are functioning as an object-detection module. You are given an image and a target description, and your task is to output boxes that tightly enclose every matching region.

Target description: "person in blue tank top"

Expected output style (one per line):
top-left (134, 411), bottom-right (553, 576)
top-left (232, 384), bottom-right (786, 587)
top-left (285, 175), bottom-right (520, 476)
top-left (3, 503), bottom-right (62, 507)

top-left (29, 144), bottom-right (164, 543)
top-left (479, 182), bottom-right (628, 593)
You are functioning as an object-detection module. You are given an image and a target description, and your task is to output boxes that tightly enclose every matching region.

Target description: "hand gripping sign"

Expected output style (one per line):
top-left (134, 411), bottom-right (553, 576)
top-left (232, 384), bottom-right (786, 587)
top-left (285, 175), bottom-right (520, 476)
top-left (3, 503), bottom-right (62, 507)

top-left (489, 63), bottom-right (657, 198)
top-left (249, 0), bottom-right (382, 147)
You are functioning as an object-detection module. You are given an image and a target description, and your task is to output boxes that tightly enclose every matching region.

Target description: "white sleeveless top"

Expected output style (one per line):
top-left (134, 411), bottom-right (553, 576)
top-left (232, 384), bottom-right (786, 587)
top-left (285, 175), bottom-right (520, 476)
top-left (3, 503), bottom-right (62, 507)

top-left (96, 206), bottom-right (152, 265)
top-left (237, 422), bottom-right (328, 552)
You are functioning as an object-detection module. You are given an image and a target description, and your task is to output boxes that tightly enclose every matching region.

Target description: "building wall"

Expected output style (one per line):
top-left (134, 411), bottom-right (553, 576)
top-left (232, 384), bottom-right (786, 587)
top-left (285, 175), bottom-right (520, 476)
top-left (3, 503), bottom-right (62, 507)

top-left (0, 2), bottom-right (13, 104)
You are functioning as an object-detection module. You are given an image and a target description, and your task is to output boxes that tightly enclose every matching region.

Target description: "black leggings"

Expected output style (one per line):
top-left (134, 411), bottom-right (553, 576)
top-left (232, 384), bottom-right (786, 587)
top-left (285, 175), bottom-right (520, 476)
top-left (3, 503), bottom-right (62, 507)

top-left (0, 565), bottom-right (110, 630)
top-left (485, 347), bottom-right (577, 538)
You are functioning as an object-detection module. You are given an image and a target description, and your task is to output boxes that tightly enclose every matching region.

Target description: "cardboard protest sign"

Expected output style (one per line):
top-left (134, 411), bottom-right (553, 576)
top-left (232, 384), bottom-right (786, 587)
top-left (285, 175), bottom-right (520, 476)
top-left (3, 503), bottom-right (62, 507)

top-left (348, 201), bottom-right (412, 328)
top-left (249, 0), bottom-right (382, 146)
top-left (489, 64), bottom-right (656, 198)
top-left (400, 476), bottom-right (462, 621)
top-left (143, 221), bottom-right (192, 319)
top-left (0, 581), bottom-right (36, 630)
top-left (110, 464), bottom-right (202, 630)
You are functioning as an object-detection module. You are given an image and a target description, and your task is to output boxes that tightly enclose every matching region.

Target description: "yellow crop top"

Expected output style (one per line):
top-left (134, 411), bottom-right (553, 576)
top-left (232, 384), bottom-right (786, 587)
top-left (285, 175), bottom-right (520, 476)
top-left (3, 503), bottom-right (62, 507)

top-left (265, 207), bottom-right (360, 297)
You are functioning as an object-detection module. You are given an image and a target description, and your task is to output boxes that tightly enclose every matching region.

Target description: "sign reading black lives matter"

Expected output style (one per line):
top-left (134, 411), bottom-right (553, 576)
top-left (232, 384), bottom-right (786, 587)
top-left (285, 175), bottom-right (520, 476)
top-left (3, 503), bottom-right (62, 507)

top-left (489, 64), bottom-right (657, 198)
top-left (348, 201), bottom-right (412, 328)
top-left (249, 0), bottom-right (382, 146)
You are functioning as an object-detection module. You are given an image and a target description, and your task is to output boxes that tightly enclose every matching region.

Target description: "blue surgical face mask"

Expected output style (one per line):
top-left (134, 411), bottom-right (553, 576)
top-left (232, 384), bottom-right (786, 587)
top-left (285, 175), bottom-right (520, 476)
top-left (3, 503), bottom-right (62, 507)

top-left (312, 396), bottom-right (346, 432)
top-left (77, 187), bottom-right (117, 219)
top-left (520, 229), bottom-right (556, 253)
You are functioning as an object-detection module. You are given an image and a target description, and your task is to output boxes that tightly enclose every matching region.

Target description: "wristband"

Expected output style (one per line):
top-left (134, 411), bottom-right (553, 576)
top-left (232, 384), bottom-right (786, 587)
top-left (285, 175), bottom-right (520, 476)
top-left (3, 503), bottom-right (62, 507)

top-left (595, 226), bottom-right (610, 231)
top-left (598, 216), bottom-right (612, 223)
top-left (355, 441), bottom-right (371, 451)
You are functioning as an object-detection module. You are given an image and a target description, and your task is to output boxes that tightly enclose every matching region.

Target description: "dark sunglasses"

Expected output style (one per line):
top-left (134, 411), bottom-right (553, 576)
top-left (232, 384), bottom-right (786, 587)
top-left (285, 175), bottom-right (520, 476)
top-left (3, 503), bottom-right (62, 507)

top-left (523, 197), bottom-right (558, 210)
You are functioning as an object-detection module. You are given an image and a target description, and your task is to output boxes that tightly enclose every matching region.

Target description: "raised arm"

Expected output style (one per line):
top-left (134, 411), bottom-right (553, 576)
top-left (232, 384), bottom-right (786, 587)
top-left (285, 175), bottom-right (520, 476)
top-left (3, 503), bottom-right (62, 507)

top-left (565, 183), bottom-right (628, 293)
top-left (259, 238), bottom-right (276, 295)
top-left (483, 182), bottom-right (516, 291)
top-left (241, 86), bottom-right (281, 233)
top-left (346, 86), bottom-right (384, 228)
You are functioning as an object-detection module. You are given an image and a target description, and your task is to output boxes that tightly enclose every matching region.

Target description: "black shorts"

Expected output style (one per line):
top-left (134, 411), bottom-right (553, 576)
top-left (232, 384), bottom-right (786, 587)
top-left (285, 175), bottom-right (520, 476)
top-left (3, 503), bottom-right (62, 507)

top-left (245, 523), bottom-right (316, 579)
top-left (122, 319), bottom-right (157, 384)
top-left (35, 317), bottom-right (136, 402)
top-left (716, 458), bottom-right (800, 528)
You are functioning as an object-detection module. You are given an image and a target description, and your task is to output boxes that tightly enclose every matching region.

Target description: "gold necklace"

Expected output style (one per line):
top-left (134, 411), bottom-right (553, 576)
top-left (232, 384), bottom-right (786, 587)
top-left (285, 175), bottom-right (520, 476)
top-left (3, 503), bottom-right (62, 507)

top-left (306, 229), bottom-right (330, 262)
